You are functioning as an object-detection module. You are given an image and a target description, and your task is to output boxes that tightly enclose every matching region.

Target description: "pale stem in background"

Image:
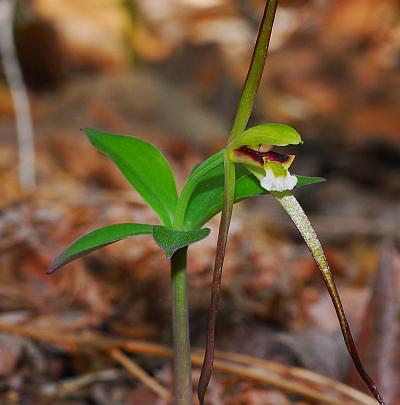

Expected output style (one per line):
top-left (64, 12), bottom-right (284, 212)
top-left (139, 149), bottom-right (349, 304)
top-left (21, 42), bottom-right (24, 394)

top-left (0, 0), bottom-right (35, 190)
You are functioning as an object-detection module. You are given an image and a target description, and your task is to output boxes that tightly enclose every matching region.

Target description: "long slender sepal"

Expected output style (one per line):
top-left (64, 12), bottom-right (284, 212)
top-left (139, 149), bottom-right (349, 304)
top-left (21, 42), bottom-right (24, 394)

top-left (273, 191), bottom-right (385, 405)
top-left (198, 154), bottom-right (235, 405)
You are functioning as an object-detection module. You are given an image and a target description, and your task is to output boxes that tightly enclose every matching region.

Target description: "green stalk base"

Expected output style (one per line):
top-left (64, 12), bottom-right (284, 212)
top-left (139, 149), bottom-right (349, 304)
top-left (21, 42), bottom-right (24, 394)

top-left (171, 247), bottom-right (193, 405)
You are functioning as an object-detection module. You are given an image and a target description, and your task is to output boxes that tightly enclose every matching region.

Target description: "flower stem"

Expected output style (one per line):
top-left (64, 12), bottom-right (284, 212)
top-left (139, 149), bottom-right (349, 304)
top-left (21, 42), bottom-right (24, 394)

top-left (198, 1), bottom-right (279, 403)
top-left (171, 247), bottom-right (193, 405)
top-left (197, 152), bottom-right (235, 405)
top-left (229, 0), bottom-right (279, 141)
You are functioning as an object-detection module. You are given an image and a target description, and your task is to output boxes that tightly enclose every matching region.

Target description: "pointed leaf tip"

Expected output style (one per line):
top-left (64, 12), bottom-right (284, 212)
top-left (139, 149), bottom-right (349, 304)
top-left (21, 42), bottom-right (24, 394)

top-left (84, 128), bottom-right (178, 227)
top-left (48, 223), bottom-right (153, 274)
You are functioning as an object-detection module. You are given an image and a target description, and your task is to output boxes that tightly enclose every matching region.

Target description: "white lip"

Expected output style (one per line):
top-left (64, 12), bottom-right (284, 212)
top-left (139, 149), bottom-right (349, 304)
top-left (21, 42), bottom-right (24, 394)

top-left (260, 170), bottom-right (298, 192)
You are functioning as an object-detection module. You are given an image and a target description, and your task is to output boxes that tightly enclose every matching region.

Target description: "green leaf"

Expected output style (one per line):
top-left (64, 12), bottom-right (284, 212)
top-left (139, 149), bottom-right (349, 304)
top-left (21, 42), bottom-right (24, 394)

top-left (153, 226), bottom-right (210, 258)
top-left (174, 150), bottom-right (224, 228)
top-left (48, 223), bottom-right (153, 273)
top-left (85, 128), bottom-right (178, 227)
top-left (182, 155), bottom-right (324, 229)
top-left (228, 123), bottom-right (303, 150)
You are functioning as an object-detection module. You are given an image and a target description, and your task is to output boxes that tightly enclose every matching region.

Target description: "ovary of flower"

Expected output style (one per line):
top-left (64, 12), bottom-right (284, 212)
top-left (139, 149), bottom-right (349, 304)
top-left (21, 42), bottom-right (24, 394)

top-left (260, 162), bottom-right (297, 192)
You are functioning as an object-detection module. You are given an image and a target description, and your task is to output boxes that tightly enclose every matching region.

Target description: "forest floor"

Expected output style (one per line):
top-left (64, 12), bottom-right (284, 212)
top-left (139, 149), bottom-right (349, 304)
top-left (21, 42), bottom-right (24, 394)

top-left (0, 0), bottom-right (399, 403)
top-left (0, 68), bottom-right (399, 404)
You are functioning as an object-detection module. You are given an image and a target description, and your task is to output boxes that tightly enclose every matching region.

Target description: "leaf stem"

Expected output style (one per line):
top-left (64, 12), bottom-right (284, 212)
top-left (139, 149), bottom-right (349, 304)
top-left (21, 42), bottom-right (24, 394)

top-left (171, 247), bottom-right (193, 405)
top-left (198, 2), bottom-right (279, 403)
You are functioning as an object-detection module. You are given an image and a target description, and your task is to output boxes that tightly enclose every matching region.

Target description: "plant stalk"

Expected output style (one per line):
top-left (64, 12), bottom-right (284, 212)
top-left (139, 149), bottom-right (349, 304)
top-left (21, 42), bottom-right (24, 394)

top-left (171, 247), bottom-right (193, 405)
top-left (198, 1), bottom-right (279, 403)
top-left (197, 152), bottom-right (235, 405)
top-left (229, 0), bottom-right (279, 141)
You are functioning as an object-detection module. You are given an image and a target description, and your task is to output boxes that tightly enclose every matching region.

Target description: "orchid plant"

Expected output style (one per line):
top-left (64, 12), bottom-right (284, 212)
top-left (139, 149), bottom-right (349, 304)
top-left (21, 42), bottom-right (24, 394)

top-left (49, 1), bottom-right (384, 404)
top-left (47, 127), bottom-right (320, 404)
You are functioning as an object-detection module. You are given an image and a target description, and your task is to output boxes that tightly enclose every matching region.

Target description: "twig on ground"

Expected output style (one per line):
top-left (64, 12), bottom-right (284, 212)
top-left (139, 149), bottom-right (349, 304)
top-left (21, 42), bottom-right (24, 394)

top-left (0, 322), bottom-right (376, 404)
top-left (203, 350), bottom-right (376, 405)
top-left (109, 347), bottom-right (170, 400)
top-left (41, 369), bottom-right (124, 397)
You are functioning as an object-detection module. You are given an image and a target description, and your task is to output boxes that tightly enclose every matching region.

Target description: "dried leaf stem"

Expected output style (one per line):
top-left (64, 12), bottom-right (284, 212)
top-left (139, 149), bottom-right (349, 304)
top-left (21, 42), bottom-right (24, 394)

top-left (273, 191), bottom-right (385, 404)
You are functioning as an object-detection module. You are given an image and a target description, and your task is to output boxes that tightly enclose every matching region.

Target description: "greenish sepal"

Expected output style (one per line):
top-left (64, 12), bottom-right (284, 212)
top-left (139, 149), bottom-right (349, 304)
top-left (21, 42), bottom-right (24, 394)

top-left (228, 123), bottom-right (303, 150)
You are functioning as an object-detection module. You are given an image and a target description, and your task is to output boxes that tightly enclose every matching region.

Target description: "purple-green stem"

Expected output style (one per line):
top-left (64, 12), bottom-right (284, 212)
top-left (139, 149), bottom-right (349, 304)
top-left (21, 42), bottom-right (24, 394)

top-left (171, 246), bottom-right (193, 405)
top-left (198, 0), bottom-right (385, 403)
top-left (198, 1), bottom-right (279, 403)
top-left (197, 152), bottom-right (235, 404)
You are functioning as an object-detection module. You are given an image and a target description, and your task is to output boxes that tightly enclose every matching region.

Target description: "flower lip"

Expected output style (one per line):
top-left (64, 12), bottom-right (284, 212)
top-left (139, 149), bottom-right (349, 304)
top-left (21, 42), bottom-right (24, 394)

top-left (260, 170), bottom-right (298, 192)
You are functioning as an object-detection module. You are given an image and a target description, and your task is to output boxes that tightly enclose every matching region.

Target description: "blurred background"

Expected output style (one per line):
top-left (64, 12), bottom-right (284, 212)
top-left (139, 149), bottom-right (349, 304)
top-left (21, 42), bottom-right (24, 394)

top-left (0, 0), bottom-right (399, 404)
